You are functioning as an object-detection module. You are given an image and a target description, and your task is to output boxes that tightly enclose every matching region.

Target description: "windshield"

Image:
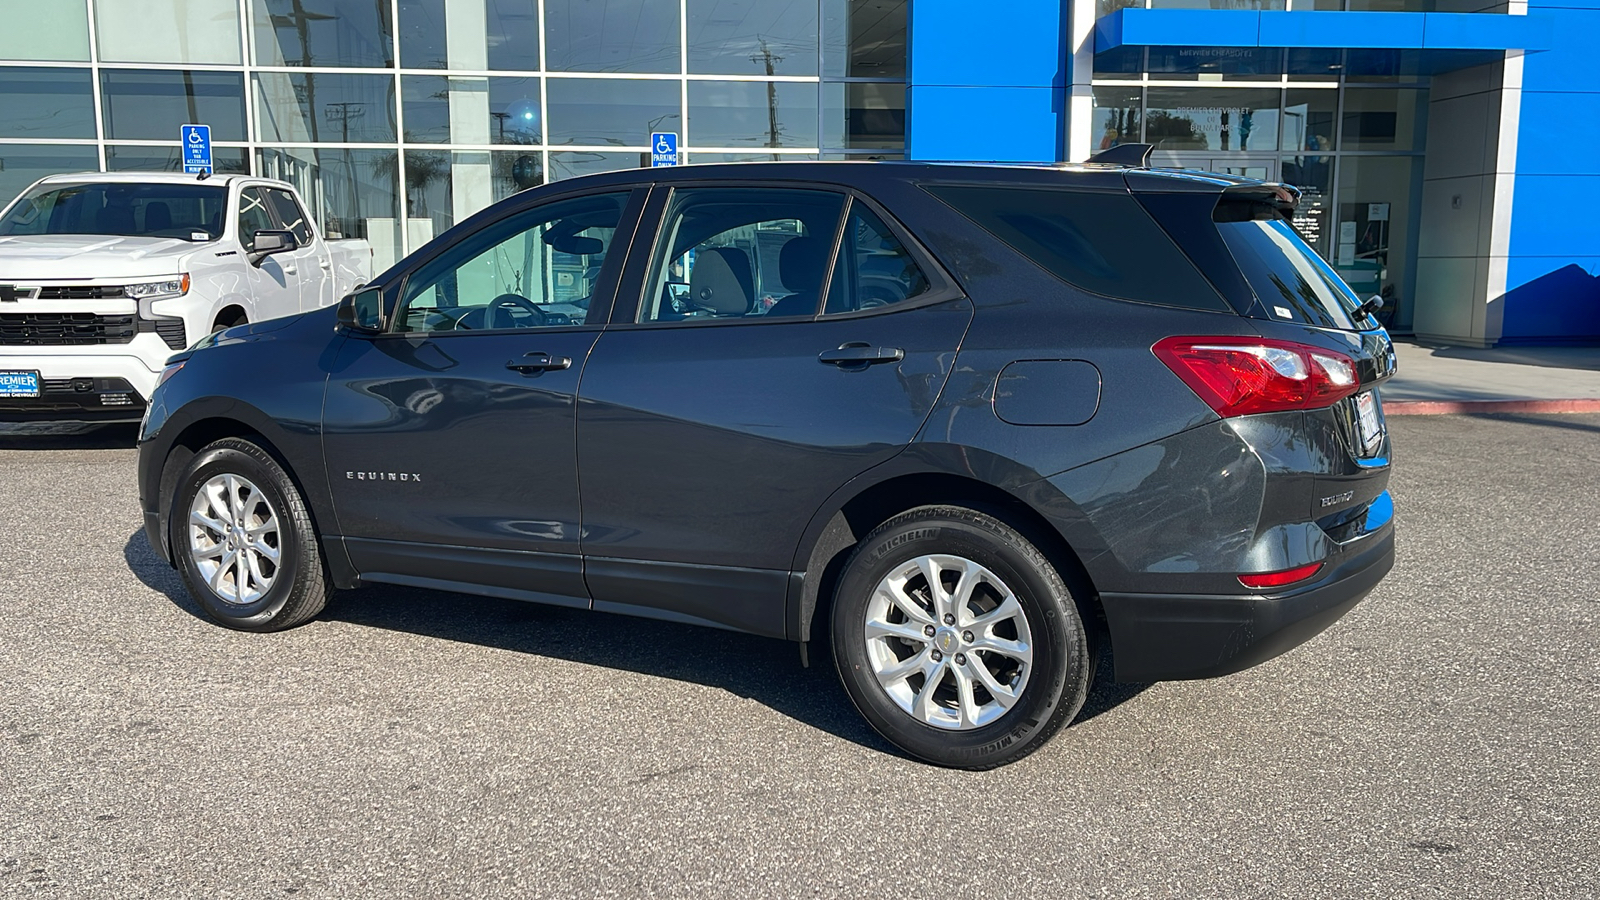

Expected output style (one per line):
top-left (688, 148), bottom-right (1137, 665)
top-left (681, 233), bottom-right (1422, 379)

top-left (1215, 203), bottom-right (1371, 331)
top-left (0, 182), bottom-right (228, 241)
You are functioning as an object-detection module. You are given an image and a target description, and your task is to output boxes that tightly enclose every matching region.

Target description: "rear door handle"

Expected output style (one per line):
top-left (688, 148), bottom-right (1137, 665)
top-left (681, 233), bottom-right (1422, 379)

top-left (818, 344), bottom-right (904, 366)
top-left (505, 352), bottom-right (572, 373)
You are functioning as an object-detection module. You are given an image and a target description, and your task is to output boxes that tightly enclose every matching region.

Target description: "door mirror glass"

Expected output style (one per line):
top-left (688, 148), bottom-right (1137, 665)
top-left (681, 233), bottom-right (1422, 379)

top-left (338, 287), bottom-right (384, 332)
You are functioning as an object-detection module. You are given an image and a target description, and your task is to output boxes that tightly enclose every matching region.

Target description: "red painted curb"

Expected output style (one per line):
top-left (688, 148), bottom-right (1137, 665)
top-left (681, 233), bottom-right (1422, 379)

top-left (1383, 398), bottom-right (1600, 416)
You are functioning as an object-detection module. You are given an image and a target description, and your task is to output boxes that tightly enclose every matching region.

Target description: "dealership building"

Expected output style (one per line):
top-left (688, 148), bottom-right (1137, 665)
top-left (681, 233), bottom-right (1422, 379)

top-left (0, 0), bottom-right (1593, 345)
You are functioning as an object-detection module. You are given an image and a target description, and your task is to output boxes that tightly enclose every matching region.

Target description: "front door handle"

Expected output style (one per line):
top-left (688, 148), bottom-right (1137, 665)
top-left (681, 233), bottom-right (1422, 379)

top-left (505, 352), bottom-right (572, 373)
top-left (818, 344), bottom-right (904, 367)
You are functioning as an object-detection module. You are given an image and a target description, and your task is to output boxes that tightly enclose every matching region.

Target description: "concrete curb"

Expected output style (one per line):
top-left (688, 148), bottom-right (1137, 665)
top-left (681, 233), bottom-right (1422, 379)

top-left (1384, 398), bottom-right (1600, 416)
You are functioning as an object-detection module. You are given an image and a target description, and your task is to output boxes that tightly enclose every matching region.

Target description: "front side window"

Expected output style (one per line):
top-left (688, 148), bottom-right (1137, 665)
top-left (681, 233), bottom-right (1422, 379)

top-left (395, 191), bottom-right (629, 333)
top-left (639, 188), bottom-right (845, 323)
top-left (237, 187), bottom-right (283, 249)
top-left (824, 203), bottom-right (930, 314)
top-left (264, 188), bottom-right (315, 246)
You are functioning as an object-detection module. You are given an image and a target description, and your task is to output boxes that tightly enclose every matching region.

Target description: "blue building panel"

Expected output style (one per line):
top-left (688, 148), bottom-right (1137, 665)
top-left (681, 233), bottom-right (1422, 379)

top-left (1099, 9), bottom-right (1261, 49)
top-left (1514, 92), bottom-right (1600, 176)
top-left (907, 86), bottom-right (1063, 163)
top-left (1256, 12), bottom-right (1426, 49)
top-left (909, 0), bottom-right (1065, 89)
top-left (1510, 175), bottom-right (1600, 259)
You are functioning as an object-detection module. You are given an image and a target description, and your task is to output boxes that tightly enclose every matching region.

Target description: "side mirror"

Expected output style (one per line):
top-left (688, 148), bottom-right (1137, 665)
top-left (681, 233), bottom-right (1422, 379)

top-left (1356, 294), bottom-right (1385, 319)
top-left (248, 229), bottom-right (297, 266)
top-left (337, 287), bottom-right (385, 333)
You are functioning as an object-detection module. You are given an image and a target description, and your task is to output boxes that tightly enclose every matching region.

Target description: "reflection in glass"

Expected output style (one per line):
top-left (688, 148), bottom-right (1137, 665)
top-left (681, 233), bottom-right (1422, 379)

top-left (253, 0), bottom-right (394, 68)
top-left (259, 147), bottom-right (403, 269)
top-left (256, 73), bottom-right (397, 144)
top-left (690, 153), bottom-right (820, 164)
top-left (0, 0), bottom-right (90, 61)
top-left (688, 0), bottom-right (816, 75)
top-left (100, 70), bottom-right (247, 142)
top-left (1093, 46), bottom-right (1144, 77)
top-left (822, 0), bottom-right (906, 78)
top-left (822, 83), bottom-right (904, 151)
top-left (401, 149), bottom-right (547, 241)
top-left (1145, 88), bottom-right (1280, 152)
top-left (96, 0), bottom-right (242, 65)
top-left (0, 147), bottom-right (101, 209)
top-left (549, 151), bottom-right (641, 181)
top-left (1149, 47), bottom-right (1283, 80)
top-left (1282, 89), bottom-right (1337, 152)
top-left (1341, 88), bottom-right (1427, 151)
top-left (690, 82), bottom-right (819, 148)
top-left (547, 79), bottom-right (678, 146)
top-left (408, 76), bottom-right (543, 145)
top-left (1093, 86), bottom-right (1142, 150)
top-left (107, 146), bottom-right (250, 174)
top-left (398, 0), bottom-right (541, 70)
top-left (0, 68), bottom-right (96, 140)
top-left (1280, 152), bottom-right (1334, 260)
top-left (545, 0), bottom-right (680, 73)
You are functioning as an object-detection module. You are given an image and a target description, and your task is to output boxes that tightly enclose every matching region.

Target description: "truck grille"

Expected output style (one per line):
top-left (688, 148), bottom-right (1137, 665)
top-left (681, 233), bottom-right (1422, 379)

top-left (153, 317), bottom-right (186, 350)
top-left (0, 313), bottom-right (139, 345)
top-left (35, 285), bottom-right (127, 300)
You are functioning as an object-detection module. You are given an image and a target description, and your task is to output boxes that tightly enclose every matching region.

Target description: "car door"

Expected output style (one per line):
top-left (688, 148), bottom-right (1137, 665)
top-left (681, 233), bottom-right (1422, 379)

top-left (321, 188), bottom-right (643, 606)
top-left (262, 187), bottom-right (326, 311)
top-left (236, 185), bottom-right (301, 321)
top-left (576, 186), bottom-right (973, 637)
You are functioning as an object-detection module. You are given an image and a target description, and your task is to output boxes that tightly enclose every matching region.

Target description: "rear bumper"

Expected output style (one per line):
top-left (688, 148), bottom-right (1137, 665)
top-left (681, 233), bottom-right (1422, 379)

top-left (1102, 513), bottom-right (1394, 682)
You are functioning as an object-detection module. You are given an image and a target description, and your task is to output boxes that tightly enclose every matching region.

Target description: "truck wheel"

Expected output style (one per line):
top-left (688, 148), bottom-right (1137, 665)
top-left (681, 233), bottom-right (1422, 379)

top-left (169, 437), bottom-right (331, 632)
top-left (831, 506), bottom-right (1090, 769)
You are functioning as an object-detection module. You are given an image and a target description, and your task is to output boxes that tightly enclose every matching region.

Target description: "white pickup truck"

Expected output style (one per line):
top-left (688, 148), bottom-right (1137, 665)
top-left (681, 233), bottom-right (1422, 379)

top-left (0, 172), bottom-right (372, 422)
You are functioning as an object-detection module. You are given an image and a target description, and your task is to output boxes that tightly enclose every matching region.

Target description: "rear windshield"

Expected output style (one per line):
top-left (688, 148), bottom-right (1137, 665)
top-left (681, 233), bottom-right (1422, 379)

top-left (925, 184), bottom-right (1230, 312)
top-left (1214, 199), bottom-right (1370, 331)
top-left (0, 182), bottom-right (228, 241)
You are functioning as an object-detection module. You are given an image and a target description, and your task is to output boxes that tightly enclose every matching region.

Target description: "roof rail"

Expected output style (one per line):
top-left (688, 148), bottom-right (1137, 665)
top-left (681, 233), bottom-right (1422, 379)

top-left (1085, 142), bottom-right (1154, 167)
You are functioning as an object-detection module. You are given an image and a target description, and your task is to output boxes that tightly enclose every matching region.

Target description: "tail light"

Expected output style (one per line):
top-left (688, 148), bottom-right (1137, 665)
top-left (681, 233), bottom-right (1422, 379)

top-left (1152, 336), bottom-right (1359, 417)
top-left (1239, 562), bottom-right (1324, 589)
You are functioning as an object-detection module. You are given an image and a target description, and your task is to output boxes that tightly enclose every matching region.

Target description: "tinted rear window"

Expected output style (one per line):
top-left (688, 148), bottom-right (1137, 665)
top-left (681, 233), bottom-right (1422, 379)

top-left (1215, 199), bottom-right (1370, 331)
top-left (926, 184), bottom-right (1229, 312)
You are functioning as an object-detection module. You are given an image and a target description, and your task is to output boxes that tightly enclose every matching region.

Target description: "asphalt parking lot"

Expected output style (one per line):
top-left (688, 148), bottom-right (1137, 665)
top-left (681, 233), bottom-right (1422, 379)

top-left (1, 414), bottom-right (1596, 898)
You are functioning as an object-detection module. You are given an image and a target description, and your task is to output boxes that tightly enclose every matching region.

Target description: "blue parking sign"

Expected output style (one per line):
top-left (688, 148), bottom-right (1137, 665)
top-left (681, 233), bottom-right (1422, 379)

top-left (182, 124), bottom-right (212, 175)
top-left (651, 132), bottom-right (678, 167)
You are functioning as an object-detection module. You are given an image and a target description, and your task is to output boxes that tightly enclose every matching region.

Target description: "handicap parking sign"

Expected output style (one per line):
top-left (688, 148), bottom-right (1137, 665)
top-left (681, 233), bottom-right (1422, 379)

top-left (181, 124), bottom-right (212, 175)
top-left (651, 132), bottom-right (678, 167)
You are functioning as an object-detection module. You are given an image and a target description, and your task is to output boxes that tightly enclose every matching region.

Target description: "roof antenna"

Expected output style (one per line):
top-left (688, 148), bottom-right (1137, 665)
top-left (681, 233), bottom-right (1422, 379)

top-left (196, 170), bottom-right (211, 182)
top-left (1086, 143), bottom-right (1154, 167)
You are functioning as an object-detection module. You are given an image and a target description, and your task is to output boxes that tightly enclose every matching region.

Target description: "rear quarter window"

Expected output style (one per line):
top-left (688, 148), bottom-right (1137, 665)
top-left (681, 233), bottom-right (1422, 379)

top-left (1213, 199), bottom-right (1369, 331)
top-left (925, 184), bottom-right (1230, 312)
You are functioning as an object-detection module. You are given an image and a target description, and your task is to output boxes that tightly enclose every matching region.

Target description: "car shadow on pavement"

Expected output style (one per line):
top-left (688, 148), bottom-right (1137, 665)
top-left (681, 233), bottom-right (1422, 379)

top-left (124, 529), bottom-right (1146, 753)
top-left (0, 423), bottom-right (139, 449)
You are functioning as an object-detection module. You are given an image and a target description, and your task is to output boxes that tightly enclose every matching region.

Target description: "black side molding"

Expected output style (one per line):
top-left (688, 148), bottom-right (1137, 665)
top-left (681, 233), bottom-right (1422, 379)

top-left (1086, 142), bottom-right (1154, 167)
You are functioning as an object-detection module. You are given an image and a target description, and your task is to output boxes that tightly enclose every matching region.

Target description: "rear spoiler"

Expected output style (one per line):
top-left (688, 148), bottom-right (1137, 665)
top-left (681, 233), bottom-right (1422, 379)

top-left (1221, 182), bottom-right (1302, 215)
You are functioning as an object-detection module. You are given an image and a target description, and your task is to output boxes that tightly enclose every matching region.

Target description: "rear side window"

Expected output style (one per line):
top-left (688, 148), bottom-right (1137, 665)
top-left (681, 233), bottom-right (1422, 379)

top-left (824, 203), bottom-right (932, 315)
top-left (927, 185), bottom-right (1229, 312)
top-left (1214, 200), bottom-right (1367, 331)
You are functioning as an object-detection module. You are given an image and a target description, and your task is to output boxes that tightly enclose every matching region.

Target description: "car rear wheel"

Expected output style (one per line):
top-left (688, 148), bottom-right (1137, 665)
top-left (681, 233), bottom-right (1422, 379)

top-left (831, 506), bottom-right (1090, 769)
top-left (169, 437), bottom-right (331, 631)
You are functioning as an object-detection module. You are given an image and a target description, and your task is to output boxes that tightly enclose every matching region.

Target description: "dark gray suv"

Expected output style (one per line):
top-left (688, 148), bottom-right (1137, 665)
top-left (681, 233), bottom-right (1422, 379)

top-left (137, 150), bottom-right (1396, 768)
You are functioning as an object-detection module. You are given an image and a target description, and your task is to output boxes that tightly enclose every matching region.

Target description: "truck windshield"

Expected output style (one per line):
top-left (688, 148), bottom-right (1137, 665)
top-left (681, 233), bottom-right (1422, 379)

top-left (0, 182), bottom-right (228, 241)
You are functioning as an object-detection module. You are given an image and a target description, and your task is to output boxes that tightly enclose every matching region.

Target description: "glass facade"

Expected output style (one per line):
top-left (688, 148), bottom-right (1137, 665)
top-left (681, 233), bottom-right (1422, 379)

top-left (0, 0), bottom-right (907, 271)
top-left (1093, 38), bottom-right (1429, 330)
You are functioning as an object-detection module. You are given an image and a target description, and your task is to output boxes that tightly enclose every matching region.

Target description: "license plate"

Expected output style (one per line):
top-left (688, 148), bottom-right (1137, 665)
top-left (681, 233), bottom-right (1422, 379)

top-left (0, 370), bottom-right (40, 398)
top-left (1356, 390), bottom-right (1383, 454)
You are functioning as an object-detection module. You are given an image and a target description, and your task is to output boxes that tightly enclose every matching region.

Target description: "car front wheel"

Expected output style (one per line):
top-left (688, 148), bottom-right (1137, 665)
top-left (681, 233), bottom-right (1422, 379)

top-left (169, 437), bottom-right (331, 631)
top-left (831, 506), bottom-right (1090, 769)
